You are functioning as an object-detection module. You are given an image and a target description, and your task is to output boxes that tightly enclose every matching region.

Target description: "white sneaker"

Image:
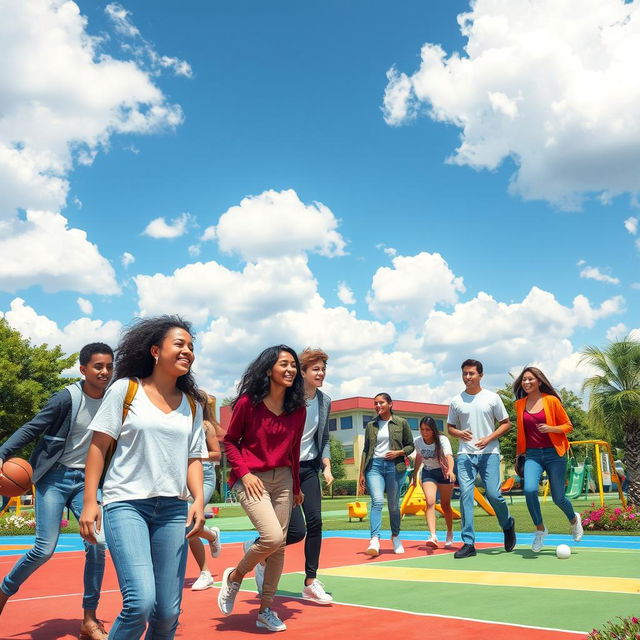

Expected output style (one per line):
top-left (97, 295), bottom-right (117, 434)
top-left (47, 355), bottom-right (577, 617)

top-left (425, 536), bottom-right (439, 549)
top-left (209, 526), bottom-right (221, 558)
top-left (571, 512), bottom-right (584, 542)
top-left (256, 608), bottom-right (286, 632)
top-left (217, 567), bottom-right (240, 616)
top-left (531, 528), bottom-right (548, 553)
top-left (366, 536), bottom-right (380, 557)
top-left (192, 570), bottom-right (214, 591)
top-left (444, 531), bottom-right (454, 548)
top-left (392, 535), bottom-right (404, 554)
top-left (301, 579), bottom-right (333, 604)
top-left (243, 538), bottom-right (265, 595)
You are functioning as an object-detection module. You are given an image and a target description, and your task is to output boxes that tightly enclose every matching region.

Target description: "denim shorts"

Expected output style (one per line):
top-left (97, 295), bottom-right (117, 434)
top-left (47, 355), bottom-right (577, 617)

top-left (202, 462), bottom-right (216, 505)
top-left (421, 467), bottom-right (451, 484)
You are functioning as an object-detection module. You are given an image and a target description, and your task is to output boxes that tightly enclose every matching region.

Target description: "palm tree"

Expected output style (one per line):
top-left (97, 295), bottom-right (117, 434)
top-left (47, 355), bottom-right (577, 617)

top-left (581, 338), bottom-right (640, 507)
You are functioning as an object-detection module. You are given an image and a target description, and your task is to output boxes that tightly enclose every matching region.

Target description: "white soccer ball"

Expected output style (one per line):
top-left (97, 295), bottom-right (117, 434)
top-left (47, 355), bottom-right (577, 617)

top-left (556, 544), bottom-right (571, 559)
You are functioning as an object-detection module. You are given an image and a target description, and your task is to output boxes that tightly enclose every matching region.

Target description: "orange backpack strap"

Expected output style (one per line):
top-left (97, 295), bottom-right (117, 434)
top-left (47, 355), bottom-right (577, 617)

top-left (122, 378), bottom-right (139, 421)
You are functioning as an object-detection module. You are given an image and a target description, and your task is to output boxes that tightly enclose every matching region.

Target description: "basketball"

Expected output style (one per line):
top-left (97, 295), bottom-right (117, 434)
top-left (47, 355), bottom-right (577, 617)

top-left (0, 457), bottom-right (33, 497)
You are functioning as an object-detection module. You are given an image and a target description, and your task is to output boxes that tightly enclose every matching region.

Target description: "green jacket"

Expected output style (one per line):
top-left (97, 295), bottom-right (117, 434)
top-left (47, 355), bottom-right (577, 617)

top-left (360, 415), bottom-right (415, 474)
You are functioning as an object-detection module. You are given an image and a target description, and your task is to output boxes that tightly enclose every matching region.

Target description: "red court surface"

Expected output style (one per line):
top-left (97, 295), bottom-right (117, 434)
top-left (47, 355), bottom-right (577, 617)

top-left (0, 538), bottom-right (583, 639)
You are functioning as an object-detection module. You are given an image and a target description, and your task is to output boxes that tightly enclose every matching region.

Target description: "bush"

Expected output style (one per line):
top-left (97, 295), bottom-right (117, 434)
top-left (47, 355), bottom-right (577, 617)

top-left (581, 503), bottom-right (640, 532)
top-left (328, 479), bottom-right (357, 496)
top-left (587, 615), bottom-right (640, 639)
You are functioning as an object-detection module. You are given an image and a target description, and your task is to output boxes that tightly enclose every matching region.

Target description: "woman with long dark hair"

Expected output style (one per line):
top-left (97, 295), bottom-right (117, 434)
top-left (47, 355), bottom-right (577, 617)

top-left (513, 366), bottom-right (583, 552)
top-left (217, 345), bottom-right (306, 632)
top-left (358, 393), bottom-right (414, 557)
top-left (410, 417), bottom-right (455, 548)
top-left (79, 316), bottom-right (207, 639)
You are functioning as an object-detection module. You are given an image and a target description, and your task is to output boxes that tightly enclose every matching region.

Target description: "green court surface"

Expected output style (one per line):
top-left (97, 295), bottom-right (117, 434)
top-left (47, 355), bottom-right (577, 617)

top-left (274, 545), bottom-right (639, 634)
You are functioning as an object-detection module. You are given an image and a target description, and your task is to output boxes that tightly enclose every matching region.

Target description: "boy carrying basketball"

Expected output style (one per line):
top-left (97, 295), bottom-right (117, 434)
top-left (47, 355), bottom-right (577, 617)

top-left (0, 343), bottom-right (114, 640)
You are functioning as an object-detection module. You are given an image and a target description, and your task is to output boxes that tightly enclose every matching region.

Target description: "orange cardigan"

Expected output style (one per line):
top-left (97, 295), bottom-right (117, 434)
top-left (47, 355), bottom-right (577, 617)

top-left (515, 394), bottom-right (573, 457)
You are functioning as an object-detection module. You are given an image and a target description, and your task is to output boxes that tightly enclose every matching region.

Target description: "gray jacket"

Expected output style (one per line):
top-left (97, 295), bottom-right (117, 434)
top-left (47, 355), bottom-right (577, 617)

top-left (0, 382), bottom-right (84, 484)
top-left (308, 389), bottom-right (331, 470)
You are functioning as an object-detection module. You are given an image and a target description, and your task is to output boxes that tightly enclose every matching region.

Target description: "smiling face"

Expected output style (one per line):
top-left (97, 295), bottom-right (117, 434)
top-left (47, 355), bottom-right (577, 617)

top-left (269, 350), bottom-right (298, 389)
top-left (521, 370), bottom-right (541, 395)
top-left (462, 365), bottom-right (483, 392)
top-left (373, 395), bottom-right (392, 419)
top-left (80, 352), bottom-right (113, 396)
top-left (151, 327), bottom-right (194, 378)
top-left (302, 359), bottom-right (326, 391)
top-left (419, 421), bottom-right (435, 444)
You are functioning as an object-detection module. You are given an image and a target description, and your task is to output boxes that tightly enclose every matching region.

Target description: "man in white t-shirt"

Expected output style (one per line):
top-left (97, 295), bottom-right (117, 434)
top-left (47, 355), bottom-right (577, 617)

top-left (447, 359), bottom-right (516, 558)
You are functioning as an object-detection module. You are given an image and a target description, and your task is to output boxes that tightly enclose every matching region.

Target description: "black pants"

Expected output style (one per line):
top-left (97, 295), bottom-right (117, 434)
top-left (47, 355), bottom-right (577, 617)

top-left (286, 461), bottom-right (323, 580)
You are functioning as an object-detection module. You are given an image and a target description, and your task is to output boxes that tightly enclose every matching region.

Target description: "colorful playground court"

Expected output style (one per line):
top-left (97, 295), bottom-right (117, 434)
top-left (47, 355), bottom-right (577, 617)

top-left (0, 530), bottom-right (638, 639)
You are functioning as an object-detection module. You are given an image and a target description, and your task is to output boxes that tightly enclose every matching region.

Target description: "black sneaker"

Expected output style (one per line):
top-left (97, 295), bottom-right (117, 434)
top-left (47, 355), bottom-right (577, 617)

top-left (503, 517), bottom-right (516, 552)
top-left (453, 543), bottom-right (476, 559)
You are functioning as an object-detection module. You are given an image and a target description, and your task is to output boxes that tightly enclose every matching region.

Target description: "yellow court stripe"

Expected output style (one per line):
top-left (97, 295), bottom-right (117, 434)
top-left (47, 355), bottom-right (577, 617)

top-left (320, 565), bottom-right (640, 595)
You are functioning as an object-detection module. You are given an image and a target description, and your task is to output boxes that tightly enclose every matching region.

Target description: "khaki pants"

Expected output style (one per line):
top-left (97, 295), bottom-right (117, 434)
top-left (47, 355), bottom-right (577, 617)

top-left (235, 467), bottom-right (293, 606)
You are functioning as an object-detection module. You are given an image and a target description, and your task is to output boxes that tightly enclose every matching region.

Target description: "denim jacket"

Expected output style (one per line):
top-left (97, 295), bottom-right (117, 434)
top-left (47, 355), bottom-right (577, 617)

top-left (361, 415), bottom-right (415, 474)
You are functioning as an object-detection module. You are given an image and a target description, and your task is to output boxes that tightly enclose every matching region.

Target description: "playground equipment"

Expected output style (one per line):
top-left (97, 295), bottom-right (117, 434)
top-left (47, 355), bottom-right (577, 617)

top-left (542, 440), bottom-right (626, 508)
top-left (347, 501), bottom-right (368, 522)
top-left (400, 483), bottom-right (498, 518)
top-left (0, 495), bottom-right (26, 517)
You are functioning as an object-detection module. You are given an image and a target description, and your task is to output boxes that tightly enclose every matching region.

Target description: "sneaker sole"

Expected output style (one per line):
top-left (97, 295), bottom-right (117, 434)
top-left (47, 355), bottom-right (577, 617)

top-left (425, 540), bottom-right (438, 549)
top-left (256, 621), bottom-right (287, 632)
top-left (302, 593), bottom-right (333, 605)
top-left (192, 583), bottom-right (214, 591)
top-left (365, 548), bottom-right (379, 556)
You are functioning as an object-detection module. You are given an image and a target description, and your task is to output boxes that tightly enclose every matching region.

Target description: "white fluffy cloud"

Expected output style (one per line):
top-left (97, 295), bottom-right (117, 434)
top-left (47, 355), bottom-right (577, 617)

top-left (0, 211), bottom-right (119, 294)
top-left (121, 251), bottom-right (135, 268)
top-left (383, 0), bottom-right (640, 208)
top-left (367, 252), bottom-right (465, 324)
top-left (212, 189), bottom-right (346, 260)
top-left (77, 297), bottom-right (93, 315)
top-left (1, 298), bottom-right (121, 355)
top-left (337, 282), bottom-right (356, 305)
top-left (143, 213), bottom-right (193, 239)
top-left (579, 264), bottom-right (620, 285)
top-left (625, 216), bottom-right (638, 235)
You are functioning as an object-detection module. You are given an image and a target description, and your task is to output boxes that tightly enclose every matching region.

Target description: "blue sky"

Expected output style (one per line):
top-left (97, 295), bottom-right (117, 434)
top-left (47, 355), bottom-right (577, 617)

top-left (1, 0), bottom-right (637, 402)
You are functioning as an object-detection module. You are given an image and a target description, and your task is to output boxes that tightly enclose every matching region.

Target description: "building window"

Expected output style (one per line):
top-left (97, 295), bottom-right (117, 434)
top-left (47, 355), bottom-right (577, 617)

top-left (436, 419), bottom-right (444, 431)
top-left (344, 444), bottom-right (354, 458)
top-left (329, 418), bottom-right (337, 431)
top-left (362, 414), bottom-right (374, 427)
top-left (407, 417), bottom-right (419, 430)
top-left (341, 415), bottom-right (353, 430)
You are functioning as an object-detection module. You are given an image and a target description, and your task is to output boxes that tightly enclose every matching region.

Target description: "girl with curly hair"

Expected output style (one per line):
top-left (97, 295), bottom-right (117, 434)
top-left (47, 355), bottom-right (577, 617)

top-left (79, 316), bottom-right (208, 639)
top-left (217, 345), bottom-right (306, 632)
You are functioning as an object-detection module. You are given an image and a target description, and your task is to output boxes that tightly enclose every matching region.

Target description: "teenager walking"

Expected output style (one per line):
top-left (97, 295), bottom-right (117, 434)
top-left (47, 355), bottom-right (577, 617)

top-left (80, 316), bottom-right (207, 639)
top-left (359, 393), bottom-right (414, 557)
top-left (0, 343), bottom-right (113, 640)
top-left (513, 366), bottom-right (583, 551)
top-left (218, 345), bottom-right (306, 632)
top-left (447, 359), bottom-right (516, 559)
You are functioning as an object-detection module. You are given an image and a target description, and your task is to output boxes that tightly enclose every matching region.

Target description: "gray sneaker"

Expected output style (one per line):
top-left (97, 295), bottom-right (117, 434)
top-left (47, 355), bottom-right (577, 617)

top-left (256, 608), bottom-right (286, 632)
top-left (571, 512), bottom-right (584, 542)
top-left (217, 567), bottom-right (240, 616)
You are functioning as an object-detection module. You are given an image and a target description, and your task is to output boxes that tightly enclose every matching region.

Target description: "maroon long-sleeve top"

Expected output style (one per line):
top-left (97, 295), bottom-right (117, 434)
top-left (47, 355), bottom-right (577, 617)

top-left (224, 394), bottom-right (306, 494)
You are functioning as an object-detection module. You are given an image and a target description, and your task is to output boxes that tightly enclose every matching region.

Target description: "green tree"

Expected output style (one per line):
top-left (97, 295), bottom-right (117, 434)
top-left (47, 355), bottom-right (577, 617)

top-left (329, 436), bottom-right (346, 480)
top-left (581, 337), bottom-right (640, 507)
top-left (0, 319), bottom-right (77, 448)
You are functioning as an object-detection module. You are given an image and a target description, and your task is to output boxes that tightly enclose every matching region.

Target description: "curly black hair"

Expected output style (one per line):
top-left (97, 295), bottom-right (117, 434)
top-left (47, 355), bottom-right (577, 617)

top-left (233, 345), bottom-right (305, 414)
top-left (113, 315), bottom-right (199, 400)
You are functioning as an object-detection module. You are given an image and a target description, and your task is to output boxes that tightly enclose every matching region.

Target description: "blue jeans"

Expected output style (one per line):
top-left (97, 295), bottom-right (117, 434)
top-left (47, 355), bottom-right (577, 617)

top-left (457, 454), bottom-right (511, 545)
top-left (524, 448), bottom-right (575, 526)
top-left (1, 464), bottom-right (105, 609)
top-left (104, 497), bottom-right (189, 640)
top-left (365, 458), bottom-right (404, 538)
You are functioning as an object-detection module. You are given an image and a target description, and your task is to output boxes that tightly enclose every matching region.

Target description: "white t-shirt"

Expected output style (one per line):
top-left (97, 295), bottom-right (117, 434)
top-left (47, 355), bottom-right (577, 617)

top-left (414, 434), bottom-right (453, 470)
top-left (300, 394), bottom-right (320, 462)
top-left (447, 389), bottom-right (509, 456)
top-left (59, 393), bottom-right (103, 468)
top-left (89, 378), bottom-right (208, 505)
top-left (373, 419), bottom-right (391, 458)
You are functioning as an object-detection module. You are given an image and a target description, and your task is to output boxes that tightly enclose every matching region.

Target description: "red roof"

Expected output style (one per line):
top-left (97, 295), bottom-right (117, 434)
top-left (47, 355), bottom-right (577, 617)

top-left (330, 396), bottom-right (448, 416)
top-left (220, 396), bottom-right (448, 429)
